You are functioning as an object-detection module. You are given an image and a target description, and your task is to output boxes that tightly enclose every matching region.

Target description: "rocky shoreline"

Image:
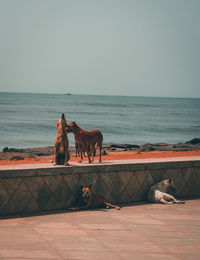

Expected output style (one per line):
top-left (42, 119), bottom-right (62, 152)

top-left (0, 138), bottom-right (200, 161)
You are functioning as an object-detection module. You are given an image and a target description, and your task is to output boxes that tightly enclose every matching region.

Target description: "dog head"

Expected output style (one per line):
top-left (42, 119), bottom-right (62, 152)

top-left (164, 179), bottom-right (176, 192)
top-left (66, 122), bottom-right (77, 133)
top-left (55, 113), bottom-right (67, 130)
top-left (80, 185), bottom-right (92, 205)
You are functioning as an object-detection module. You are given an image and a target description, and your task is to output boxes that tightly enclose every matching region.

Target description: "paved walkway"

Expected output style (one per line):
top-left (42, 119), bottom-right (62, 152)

top-left (0, 199), bottom-right (200, 260)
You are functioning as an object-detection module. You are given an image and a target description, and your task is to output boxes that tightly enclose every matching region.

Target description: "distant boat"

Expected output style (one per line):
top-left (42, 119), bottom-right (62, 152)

top-left (65, 93), bottom-right (72, 95)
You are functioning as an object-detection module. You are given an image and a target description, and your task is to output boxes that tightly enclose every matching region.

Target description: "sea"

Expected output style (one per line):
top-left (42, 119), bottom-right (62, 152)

top-left (0, 92), bottom-right (200, 151)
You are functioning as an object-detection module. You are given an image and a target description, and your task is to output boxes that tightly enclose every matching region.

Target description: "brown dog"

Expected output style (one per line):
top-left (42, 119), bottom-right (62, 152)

top-left (75, 136), bottom-right (87, 157)
top-left (79, 185), bottom-right (120, 210)
top-left (75, 137), bottom-right (94, 157)
top-left (66, 122), bottom-right (103, 163)
top-left (54, 113), bottom-right (70, 165)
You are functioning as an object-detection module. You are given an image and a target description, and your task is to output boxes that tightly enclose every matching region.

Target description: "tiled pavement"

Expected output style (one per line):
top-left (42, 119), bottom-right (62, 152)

top-left (0, 198), bottom-right (200, 260)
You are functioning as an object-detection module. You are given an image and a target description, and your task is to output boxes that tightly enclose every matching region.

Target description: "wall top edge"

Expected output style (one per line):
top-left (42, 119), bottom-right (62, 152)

top-left (0, 158), bottom-right (200, 178)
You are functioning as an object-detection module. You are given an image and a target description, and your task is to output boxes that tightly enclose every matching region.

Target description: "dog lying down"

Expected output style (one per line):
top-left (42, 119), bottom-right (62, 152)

top-left (70, 185), bottom-right (120, 210)
top-left (147, 179), bottom-right (185, 204)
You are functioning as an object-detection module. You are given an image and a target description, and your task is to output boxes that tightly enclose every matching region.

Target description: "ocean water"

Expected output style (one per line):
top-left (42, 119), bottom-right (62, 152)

top-left (0, 92), bottom-right (200, 151)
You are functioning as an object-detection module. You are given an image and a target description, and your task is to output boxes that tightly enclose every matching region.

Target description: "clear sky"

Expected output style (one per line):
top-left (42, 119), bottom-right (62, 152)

top-left (0, 0), bottom-right (200, 98)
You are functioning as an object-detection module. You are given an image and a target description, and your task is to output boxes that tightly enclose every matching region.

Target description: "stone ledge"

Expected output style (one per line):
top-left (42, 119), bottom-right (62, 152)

top-left (0, 156), bottom-right (200, 178)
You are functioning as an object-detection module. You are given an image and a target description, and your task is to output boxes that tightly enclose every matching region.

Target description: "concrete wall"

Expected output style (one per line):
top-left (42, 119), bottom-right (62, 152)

top-left (0, 159), bottom-right (200, 216)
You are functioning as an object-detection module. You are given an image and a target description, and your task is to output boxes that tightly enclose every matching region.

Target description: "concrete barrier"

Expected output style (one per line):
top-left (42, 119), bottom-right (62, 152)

top-left (0, 157), bottom-right (200, 216)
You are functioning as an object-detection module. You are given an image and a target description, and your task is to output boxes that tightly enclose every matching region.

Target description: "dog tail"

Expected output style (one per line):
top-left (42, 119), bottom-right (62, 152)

top-left (175, 200), bottom-right (185, 204)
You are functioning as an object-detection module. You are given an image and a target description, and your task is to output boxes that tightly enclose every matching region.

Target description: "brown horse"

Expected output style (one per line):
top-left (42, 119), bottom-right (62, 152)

top-left (54, 113), bottom-right (70, 165)
top-left (66, 122), bottom-right (103, 163)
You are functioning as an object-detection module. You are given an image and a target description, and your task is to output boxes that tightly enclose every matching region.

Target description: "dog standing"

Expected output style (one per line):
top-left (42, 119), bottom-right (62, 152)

top-left (75, 136), bottom-right (87, 157)
top-left (78, 185), bottom-right (120, 210)
top-left (147, 179), bottom-right (184, 204)
top-left (54, 113), bottom-right (70, 165)
top-left (66, 122), bottom-right (103, 163)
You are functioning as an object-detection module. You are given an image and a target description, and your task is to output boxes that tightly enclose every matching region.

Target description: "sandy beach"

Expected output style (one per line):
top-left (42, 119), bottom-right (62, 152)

top-left (1, 140), bottom-right (200, 166)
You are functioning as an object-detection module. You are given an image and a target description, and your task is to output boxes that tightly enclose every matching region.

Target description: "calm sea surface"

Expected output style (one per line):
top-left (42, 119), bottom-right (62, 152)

top-left (0, 92), bottom-right (200, 150)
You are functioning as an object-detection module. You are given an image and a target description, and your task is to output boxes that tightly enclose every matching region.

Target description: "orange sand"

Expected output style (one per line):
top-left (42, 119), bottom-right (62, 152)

top-left (0, 150), bottom-right (200, 166)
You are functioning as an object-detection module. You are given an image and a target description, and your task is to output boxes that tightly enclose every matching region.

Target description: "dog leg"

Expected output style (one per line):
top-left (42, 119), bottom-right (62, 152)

top-left (91, 145), bottom-right (95, 162)
top-left (64, 150), bottom-right (70, 166)
top-left (160, 198), bottom-right (173, 204)
top-left (171, 197), bottom-right (185, 204)
top-left (54, 147), bottom-right (58, 165)
top-left (173, 200), bottom-right (185, 204)
top-left (75, 145), bottom-right (78, 157)
top-left (97, 133), bottom-right (103, 163)
top-left (99, 143), bottom-right (102, 163)
top-left (79, 149), bottom-right (83, 163)
top-left (85, 148), bottom-right (92, 163)
top-left (104, 202), bottom-right (120, 210)
top-left (54, 147), bottom-right (57, 164)
top-left (165, 194), bottom-right (184, 204)
top-left (83, 148), bottom-right (87, 157)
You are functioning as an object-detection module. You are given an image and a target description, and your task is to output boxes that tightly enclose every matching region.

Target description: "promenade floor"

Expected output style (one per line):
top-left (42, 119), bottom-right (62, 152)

top-left (0, 198), bottom-right (200, 260)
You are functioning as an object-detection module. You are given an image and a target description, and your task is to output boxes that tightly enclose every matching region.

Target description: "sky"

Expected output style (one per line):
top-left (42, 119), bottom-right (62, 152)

top-left (0, 0), bottom-right (200, 98)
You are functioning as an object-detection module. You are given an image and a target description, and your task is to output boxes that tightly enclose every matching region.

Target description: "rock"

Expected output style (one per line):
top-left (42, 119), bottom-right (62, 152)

top-left (186, 138), bottom-right (200, 145)
top-left (2, 147), bottom-right (26, 153)
top-left (3, 147), bottom-right (9, 153)
top-left (27, 154), bottom-right (36, 158)
top-left (173, 144), bottom-right (191, 148)
top-left (110, 144), bottom-right (124, 149)
top-left (126, 144), bottom-right (140, 149)
top-left (36, 153), bottom-right (46, 157)
top-left (10, 156), bottom-right (24, 161)
top-left (102, 150), bottom-right (107, 155)
top-left (9, 148), bottom-right (17, 152)
top-left (140, 144), bottom-right (155, 152)
top-left (109, 144), bottom-right (139, 150)
top-left (153, 143), bottom-right (168, 147)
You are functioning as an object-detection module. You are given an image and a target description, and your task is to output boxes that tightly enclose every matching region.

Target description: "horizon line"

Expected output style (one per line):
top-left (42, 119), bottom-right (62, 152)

top-left (0, 91), bottom-right (199, 99)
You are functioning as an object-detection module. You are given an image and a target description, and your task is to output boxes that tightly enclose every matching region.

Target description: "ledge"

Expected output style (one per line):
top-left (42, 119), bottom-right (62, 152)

top-left (0, 156), bottom-right (200, 177)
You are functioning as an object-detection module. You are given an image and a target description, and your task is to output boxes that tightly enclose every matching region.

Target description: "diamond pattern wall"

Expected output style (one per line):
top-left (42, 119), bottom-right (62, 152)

top-left (0, 160), bottom-right (200, 216)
